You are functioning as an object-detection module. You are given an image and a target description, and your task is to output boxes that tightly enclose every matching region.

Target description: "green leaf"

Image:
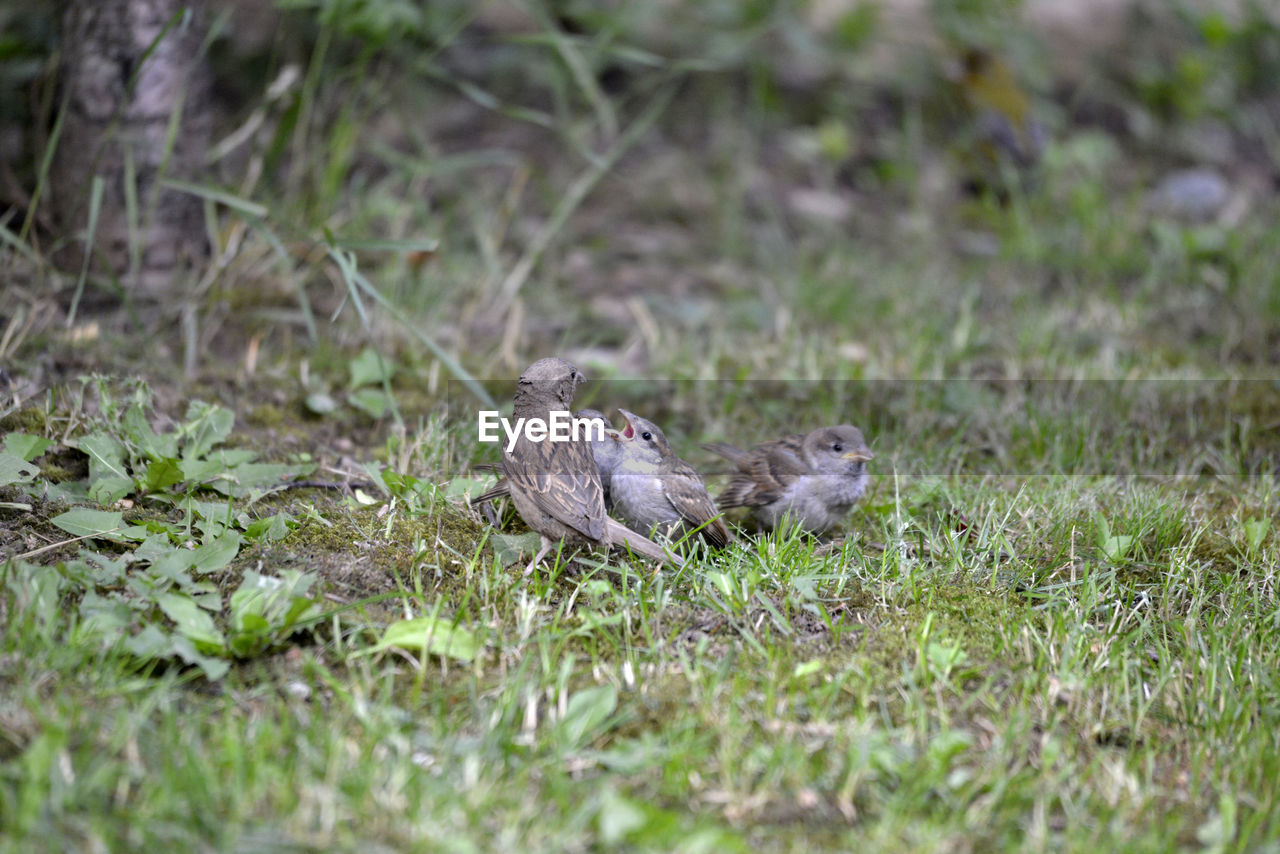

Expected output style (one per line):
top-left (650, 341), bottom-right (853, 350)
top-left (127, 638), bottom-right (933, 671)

top-left (243, 512), bottom-right (296, 542)
top-left (305, 392), bottom-right (339, 415)
top-left (124, 402), bottom-right (178, 460)
top-left (370, 615), bottom-right (480, 661)
top-left (491, 532), bottom-right (540, 566)
top-left (78, 592), bottom-right (135, 640)
top-left (347, 387), bottom-right (393, 419)
top-left (227, 570), bottom-right (318, 657)
top-left (74, 432), bottom-right (128, 479)
top-left (0, 452), bottom-right (39, 487)
top-left (348, 347), bottom-right (395, 388)
top-left (88, 476), bottom-right (134, 506)
top-left (1099, 535), bottom-right (1133, 563)
top-left (559, 684), bottom-right (618, 749)
top-left (143, 458), bottom-right (185, 493)
top-left (158, 592), bottom-right (226, 652)
top-left (218, 461), bottom-right (314, 497)
top-left (125, 624), bottom-right (173, 660)
top-left (3, 433), bottom-right (53, 462)
top-left (179, 401), bottom-right (235, 460)
top-left (50, 509), bottom-right (125, 541)
top-left (169, 635), bottom-right (232, 681)
top-left (190, 532), bottom-right (243, 574)
top-left (597, 788), bottom-right (648, 845)
top-left (1243, 517), bottom-right (1270, 553)
top-left (74, 432), bottom-right (134, 503)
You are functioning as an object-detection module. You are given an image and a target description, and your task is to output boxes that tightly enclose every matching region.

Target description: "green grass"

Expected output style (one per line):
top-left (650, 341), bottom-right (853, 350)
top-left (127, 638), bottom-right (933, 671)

top-left (4, 2), bottom-right (1280, 851)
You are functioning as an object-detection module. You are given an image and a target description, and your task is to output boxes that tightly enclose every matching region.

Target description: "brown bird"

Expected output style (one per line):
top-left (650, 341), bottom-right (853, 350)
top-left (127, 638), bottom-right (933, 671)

top-left (489, 358), bottom-right (680, 572)
top-left (472, 408), bottom-right (622, 508)
top-left (609, 409), bottom-right (731, 550)
top-left (705, 425), bottom-right (874, 534)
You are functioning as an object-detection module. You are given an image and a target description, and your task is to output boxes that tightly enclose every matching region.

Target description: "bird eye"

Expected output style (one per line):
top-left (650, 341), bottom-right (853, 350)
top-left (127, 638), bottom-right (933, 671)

top-left (833, 443), bottom-right (844, 452)
top-left (642, 432), bottom-right (652, 441)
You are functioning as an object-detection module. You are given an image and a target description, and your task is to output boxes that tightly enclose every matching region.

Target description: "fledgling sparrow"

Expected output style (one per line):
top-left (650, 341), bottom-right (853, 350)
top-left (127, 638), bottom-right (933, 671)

top-left (705, 425), bottom-right (873, 534)
top-left (483, 358), bottom-right (680, 572)
top-left (609, 409), bottom-right (731, 550)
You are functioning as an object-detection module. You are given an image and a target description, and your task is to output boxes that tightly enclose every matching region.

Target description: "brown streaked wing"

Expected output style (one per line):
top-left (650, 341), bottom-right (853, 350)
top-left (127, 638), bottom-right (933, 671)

top-left (504, 438), bottom-right (607, 542)
top-left (662, 459), bottom-right (731, 548)
top-left (723, 435), bottom-right (806, 506)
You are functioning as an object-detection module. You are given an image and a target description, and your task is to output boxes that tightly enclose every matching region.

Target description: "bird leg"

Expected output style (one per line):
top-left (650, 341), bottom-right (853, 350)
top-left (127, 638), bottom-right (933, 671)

top-left (524, 535), bottom-right (557, 576)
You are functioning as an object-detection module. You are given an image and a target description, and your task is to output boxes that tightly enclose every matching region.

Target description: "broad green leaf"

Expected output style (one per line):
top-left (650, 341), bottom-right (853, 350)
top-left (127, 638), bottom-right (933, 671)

top-left (491, 532), bottom-right (540, 566)
top-left (5, 561), bottom-right (65, 632)
top-left (1243, 517), bottom-right (1270, 553)
top-left (88, 475), bottom-right (134, 506)
top-left (158, 592), bottom-right (226, 652)
top-left (443, 476), bottom-right (486, 501)
top-left (123, 402), bottom-right (178, 460)
top-left (559, 684), bottom-right (618, 748)
top-left (50, 509), bottom-right (125, 541)
top-left (227, 570), bottom-right (318, 656)
top-left (347, 387), bottom-right (393, 419)
top-left (0, 452), bottom-right (38, 487)
top-left (348, 347), bottom-right (395, 388)
top-left (180, 401), bottom-right (235, 460)
top-left (125, 624), bottom-right (173, 660)
top-left (191, 532), bottom-right (243, 574)
top-left (3, 433), bottom-right (53, 461)
top-left (1099, 535), bottom-right (1133, 563)
top-left (177, 497), bottom-right (237, 525)
top-left (43, 481), bottom-right (91, 504)
top-left (75, 432), bottom-right (134, 503)
top-left (78, 592), bottom-right (135, 640)
top-left (220, 461), bottom-right (313, 496)
top-left (305, 392), bottom-right (338, 415)
top-left (207, 449), bottom-right (258, 467)
top-left (74, 432), bottom-right (128, 480)
top-left (143, 458), bottom-right (185, 492)
top-left (168, 635), bottom-right (232, 681)
top-left (597, 788), bottom-right (647, 845)
top-left (243, 512), bottom-right (296, 542)
top-left (370, 615), bottom-right (480, 661)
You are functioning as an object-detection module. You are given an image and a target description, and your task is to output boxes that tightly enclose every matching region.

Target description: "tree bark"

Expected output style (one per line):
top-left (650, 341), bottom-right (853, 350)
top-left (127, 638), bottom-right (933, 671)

top-left (50, 0), bottom-right (212, 297)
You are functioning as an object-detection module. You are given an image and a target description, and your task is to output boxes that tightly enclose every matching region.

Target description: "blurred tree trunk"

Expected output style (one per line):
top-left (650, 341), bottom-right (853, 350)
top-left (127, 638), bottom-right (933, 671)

top-left (50, 0), bottom-right (212, 297)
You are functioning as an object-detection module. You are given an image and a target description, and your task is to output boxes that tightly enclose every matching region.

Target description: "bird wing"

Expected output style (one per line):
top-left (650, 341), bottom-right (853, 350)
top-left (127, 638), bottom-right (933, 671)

top-left (662, 459), bottom-right (731, 548)
top-left (718, 434), bottom-right (808, 508)
top-left (504, 438), bottom-right (607, 542)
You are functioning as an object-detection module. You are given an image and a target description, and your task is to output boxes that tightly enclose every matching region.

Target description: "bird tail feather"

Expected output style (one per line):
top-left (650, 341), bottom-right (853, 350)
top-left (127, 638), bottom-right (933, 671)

top-left (605, 518), bottom-right (685, 568)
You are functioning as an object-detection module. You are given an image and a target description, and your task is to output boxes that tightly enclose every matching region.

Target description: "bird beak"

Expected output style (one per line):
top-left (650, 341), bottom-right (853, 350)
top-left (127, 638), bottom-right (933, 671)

top-left (843, 449), bottom-right (874, 462)
top-left (616, 409), bottom-right (637, 441)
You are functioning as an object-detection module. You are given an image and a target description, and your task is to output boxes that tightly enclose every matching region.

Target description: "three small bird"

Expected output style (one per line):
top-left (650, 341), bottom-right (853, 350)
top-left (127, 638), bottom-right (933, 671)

top-left (474, 357), bottom-right (875, 571)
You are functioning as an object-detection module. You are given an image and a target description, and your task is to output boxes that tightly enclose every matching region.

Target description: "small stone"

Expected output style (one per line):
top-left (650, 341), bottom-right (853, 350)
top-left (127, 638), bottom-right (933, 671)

top-left (1147, 168), bottom-right (1230, 222)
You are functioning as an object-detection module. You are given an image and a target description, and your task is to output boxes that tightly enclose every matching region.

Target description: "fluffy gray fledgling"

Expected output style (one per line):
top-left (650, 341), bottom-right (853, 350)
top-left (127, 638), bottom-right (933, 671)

top-left (485, 358), bottom-right (680, 571)
top-left (609, 409), bottom-right (731, 550)
top-left (705, 425), bottom-right (873, 534)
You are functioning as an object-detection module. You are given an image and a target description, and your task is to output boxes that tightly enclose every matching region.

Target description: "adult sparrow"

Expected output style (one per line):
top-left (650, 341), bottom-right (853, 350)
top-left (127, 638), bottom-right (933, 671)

top-left (485, 358), bottom-right (680, 571)
top-left (705, 425), bottom-right (873, 534)
top-left (609, 409), bottom-right (731, 550)
top-left (472, 408), bottom-right (622, 508)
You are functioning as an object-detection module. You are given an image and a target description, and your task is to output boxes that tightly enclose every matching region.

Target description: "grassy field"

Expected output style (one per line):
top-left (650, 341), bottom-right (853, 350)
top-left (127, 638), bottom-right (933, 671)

top-left (3, 2), bottom-right (1280, 851)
